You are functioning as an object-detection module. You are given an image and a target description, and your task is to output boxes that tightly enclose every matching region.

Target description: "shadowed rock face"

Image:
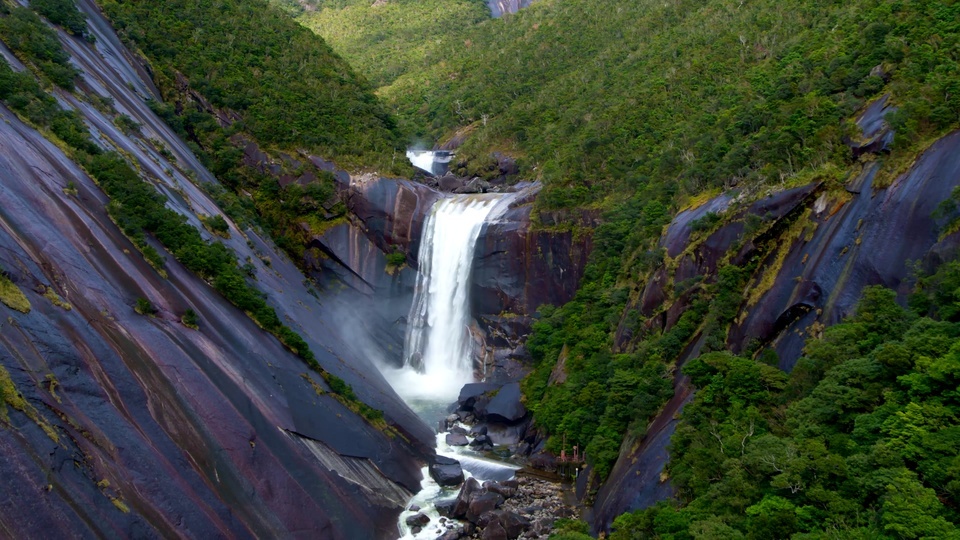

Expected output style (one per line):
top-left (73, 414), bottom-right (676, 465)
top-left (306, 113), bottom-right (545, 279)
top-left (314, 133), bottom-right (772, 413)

top-left (0, 3), bottom-right (436, 536)
top-left (732, 131), bottom-right (960, 368)
top-left (472, 187), bottom-right (593, 375)
top-left (341, 174), bottom-right (443, 268)
top-left (595, 128), bottom-right (960, 532)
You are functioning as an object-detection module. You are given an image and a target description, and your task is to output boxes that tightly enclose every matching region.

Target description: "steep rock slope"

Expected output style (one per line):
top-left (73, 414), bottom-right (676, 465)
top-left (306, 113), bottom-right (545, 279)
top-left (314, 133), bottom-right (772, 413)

top-left (0, 2), bottom-right (432, 537)
top-left (592, 126), bottom-right (960, 530)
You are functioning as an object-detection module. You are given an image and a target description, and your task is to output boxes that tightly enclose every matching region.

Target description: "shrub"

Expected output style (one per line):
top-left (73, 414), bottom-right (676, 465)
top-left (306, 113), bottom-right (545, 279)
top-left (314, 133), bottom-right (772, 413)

top-left (181, 308), bottom-right (199, 329)
top-left (134, 297), bottom-right (156, 315)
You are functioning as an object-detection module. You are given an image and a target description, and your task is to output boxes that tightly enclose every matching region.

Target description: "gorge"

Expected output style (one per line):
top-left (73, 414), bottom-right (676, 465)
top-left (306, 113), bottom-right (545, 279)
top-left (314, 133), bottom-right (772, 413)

top-left (1, 0), bottom-right (959, 538)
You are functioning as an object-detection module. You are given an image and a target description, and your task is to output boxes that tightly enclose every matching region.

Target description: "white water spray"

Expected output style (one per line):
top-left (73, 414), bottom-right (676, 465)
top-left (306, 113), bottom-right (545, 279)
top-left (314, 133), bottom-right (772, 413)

top-left (385, 194), bottom-right (510, 404)
top-left (406, 150), bottom-right (436, 174)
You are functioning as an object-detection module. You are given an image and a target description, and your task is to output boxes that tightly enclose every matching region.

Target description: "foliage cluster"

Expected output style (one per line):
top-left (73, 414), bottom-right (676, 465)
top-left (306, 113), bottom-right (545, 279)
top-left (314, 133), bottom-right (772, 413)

top-left (368, 0), bottom-right (959, 213)
top-left (98, 0), bottom-right (406, 172)
top-left (0, 270), bottom-right (31, 314)
top-left (90, 0), bottom-right (416, 269)
top-left (0, 3), bottom-right (80, 90)
top-left (29, 0), bottom-right (88, 37)
top-left (610, 282), bottom-right (960, 539)
top-left (292, 0), bottom-right (490, 88)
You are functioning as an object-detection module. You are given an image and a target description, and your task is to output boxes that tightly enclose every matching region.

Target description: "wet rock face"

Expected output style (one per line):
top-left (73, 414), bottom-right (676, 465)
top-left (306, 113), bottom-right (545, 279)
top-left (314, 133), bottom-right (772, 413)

top-left (337, 176), bottom-right (592, 377)
top-left (478, 383), bottom-right (527, 423)
top-left (847, 94), bottom-right (897, 158)
top-left (340, 174), bottom-right (442, 267)
top-left (472, 189), bottom-right (593, 366)
top-left (454, 381), bottom-right (532, 449)
top-left (0, 3), bottom-right (436, 536)
top-left (0, 104), bottom-right (431, 538)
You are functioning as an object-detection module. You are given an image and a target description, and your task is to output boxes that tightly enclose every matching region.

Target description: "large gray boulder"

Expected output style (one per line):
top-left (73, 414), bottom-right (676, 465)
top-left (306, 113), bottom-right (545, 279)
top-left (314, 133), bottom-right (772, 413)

top-left (482, 382), bottom-right (527, 423)
top-left (429, 456), bottom-right (465, 487)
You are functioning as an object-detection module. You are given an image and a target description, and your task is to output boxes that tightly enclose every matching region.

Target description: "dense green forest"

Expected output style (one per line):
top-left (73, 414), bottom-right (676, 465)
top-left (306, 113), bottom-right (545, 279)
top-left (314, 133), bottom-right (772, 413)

top-left (289, 0), bottom-right (960, 487)
top-left (607, 277), bottom-right (960, 539)
top-left (99, 0), bottom-right (407, 170)
top-left (94, 0), bottom-right (421, 262)
top-left (290, 0), bottom-right (490, 89)
top-left (6, 0), bottom-right (959, 534)
top-left (376, 0), bottom-right (959, 209)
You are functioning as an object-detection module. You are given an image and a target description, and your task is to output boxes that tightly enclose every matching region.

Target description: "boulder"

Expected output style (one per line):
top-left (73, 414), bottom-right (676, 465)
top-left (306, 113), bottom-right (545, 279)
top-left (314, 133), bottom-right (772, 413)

top-left (499, 511), bottom-right (531, 538)
top-left (446, 432), bottom-right (469, 446)
top-left (405, 512), bottom-right (430, 527)
top-left (436, 499), bottom-right (455, 517)
top-left (483, 480), bottom-right (517, 499)
top-left (452, 478), bottom-right (482, 518)
top-left (481, 520), bottom-right (508, 540)
top-left (429, 456), bottom-right (465, 487)
top-left (439, 174), bottom-right (464, 192)
top-left (476, 510), bottom-right (500, 528)
top-left (466, 492), bottom-right (505, 523)
top-left (469, 425), bottom-right (488, 437)
top-left (458, 382), bottom-right (499, 410)
top-left (469, 434), bottom-right (493, 450)
top-left (437, 528), bottom-right (462, 540)
top-left (483, 383), bottom-right (527, 423)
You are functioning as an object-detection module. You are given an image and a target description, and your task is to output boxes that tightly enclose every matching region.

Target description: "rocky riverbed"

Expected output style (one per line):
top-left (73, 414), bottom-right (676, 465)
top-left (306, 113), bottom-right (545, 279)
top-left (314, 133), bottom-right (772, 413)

top-left (405, 474), bottom-right (578, 540)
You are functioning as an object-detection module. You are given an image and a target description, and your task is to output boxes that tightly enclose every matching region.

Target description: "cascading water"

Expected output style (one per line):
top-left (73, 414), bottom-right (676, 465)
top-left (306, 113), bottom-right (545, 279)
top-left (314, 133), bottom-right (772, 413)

top-left (387, 194), bottom-right (508, 405)
top-left (385, 193), bottom-right (520, 539)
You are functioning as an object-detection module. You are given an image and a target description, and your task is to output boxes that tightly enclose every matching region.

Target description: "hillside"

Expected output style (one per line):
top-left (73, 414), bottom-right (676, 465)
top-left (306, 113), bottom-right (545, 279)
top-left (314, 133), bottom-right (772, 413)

top-left (291, 0), bottom-right (490, 89)
top-left (288, 0), bottom-right (960, 534)
top-left (0, 0), bottom-right (958, 537)
top-left (0, 0), bottom-right (432, 536)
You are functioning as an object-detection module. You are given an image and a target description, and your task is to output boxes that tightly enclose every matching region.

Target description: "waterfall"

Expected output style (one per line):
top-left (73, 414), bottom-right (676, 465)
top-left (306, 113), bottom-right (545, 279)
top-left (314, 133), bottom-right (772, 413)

top-left (387, 194), bottom-right (509, 404)
top-left (406, 150), bottom-right (436, 174)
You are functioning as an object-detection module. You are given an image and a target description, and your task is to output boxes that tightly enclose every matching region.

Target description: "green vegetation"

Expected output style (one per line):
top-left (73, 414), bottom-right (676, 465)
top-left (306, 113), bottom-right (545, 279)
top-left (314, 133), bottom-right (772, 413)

top-left (385, 250), bottom-right (406, 271)
top-left (610, 281), bottom-right (960, 539)
top-left (0, 3), bottom-right (80, 90)
top-left (0, 270), bottom-right (31, 314)
top-left (0, 54), bottom-right (378, 419)
top-left (293, 0), bottom-right (490, 88)
top-left (181, 308), bottom-right (199, 329)
top-left (98, 0), bottom-right (405, 170)
top-left (92, 0), bottom-right (419, 274)
top-left (29, 0), bottom-right (88, 37)
top-left (134, 297), bottom-right (156, 316)
top-left (368, 0), bottom-right (959, 212)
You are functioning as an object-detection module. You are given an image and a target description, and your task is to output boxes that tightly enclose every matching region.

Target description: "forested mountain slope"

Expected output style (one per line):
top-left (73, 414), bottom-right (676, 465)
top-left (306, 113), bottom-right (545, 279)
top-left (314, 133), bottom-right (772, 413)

top-left (287, 0), bottom-right (960, 535)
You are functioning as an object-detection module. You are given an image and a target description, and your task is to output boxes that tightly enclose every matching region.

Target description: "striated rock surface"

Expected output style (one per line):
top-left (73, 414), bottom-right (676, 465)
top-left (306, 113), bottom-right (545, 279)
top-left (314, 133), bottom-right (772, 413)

top-left (0, 3), bottom-right (435, 537)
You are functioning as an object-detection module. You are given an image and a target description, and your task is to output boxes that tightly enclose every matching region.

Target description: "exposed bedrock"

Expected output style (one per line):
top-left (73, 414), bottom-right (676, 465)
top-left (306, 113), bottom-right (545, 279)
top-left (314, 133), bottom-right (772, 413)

top-left (472, 186), bottom-right (594, 377)
top-left (596, 126), bottom-right (960, 532)
top-left (339, 173), bottom-right (443, 267)
top-left (0, 3), bottom-right (436, 535)
top-left (334, 176), bottom-right (592, 376)
top-left (0, 106), bottom-right (427, 539)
